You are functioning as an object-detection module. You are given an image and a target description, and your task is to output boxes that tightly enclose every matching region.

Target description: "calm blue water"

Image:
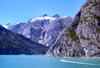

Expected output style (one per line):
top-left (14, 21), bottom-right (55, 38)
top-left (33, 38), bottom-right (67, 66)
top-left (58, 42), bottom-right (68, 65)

top-left (0, 55), bottom-right (100, 68)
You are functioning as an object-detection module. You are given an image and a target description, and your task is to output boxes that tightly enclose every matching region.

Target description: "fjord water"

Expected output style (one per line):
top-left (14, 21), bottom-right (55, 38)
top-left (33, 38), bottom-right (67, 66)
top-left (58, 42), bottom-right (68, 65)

top-left (0, 55), bottom-right (100, 68)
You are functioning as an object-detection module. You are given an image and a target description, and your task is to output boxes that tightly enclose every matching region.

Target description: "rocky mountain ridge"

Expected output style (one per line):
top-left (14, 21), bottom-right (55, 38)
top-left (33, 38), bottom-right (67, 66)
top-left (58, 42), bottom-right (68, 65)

top-left (39, 16), bottom-right (72, 46)
top-left (0, 25), bottom-right (48, 55)
top-left (5, 14), bottom-right (72, 46)
top-left (46, 0), bottom-right (100, 57)
top-left (4, 23), bottom-right (25, 33)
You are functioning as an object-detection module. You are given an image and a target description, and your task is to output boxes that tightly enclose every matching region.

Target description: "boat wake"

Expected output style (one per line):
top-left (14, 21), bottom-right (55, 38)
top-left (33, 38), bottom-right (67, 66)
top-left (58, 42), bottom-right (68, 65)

top-left (60, 59), bottom-right (100, 66)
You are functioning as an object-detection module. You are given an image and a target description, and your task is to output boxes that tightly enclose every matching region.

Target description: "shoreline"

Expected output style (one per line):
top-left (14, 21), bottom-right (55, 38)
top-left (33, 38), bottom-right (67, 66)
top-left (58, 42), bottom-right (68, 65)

top-left (45, 55), bottom-right (100, 58)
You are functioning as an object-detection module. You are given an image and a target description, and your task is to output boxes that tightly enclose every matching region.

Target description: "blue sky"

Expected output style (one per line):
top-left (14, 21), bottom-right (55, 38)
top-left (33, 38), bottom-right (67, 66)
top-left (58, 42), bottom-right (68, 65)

top-left (0, 0), bottom-right (87, 25)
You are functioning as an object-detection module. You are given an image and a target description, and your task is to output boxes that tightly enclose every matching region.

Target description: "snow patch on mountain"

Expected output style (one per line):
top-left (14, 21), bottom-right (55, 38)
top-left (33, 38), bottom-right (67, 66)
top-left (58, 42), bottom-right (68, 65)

top-left (13, 23), bottom-right (20, 25)
top-left (3, 26), bottom-right (8, 29)
top-left (62, 16), bottom-right (68, 18)
top-left (30, 16), bottom-right (56, 22)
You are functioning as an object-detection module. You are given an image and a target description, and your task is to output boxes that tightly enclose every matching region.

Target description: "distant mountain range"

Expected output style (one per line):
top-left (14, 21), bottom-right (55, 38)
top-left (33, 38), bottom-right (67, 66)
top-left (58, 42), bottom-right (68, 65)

top-left (0, 25), bottom-right (48, 55)
top-left (4, 14), bottom-right (72, 46)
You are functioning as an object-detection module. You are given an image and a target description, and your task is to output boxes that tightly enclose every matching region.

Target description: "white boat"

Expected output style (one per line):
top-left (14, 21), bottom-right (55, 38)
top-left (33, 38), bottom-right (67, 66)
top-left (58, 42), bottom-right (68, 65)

top-left (60, 59), bottom-right (65, 61)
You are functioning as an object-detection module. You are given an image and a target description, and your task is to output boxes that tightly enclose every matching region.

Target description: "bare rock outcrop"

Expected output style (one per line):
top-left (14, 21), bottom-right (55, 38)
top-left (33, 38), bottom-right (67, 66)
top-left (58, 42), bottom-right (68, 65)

top-left (46, 0), bottom-right (100, 57)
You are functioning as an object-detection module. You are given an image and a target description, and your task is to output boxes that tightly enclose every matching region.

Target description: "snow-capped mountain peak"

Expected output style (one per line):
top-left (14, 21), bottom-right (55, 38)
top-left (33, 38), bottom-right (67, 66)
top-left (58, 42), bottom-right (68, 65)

top-left (30, 16), bottom-right (56, 22)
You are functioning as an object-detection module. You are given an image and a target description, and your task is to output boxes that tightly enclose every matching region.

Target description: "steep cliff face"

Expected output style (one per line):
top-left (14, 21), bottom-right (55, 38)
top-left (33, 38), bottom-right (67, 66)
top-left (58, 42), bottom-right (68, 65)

top-left (46, 0), bottom-right (100, 57)
top-left (38, 16), bottom-right (72, 46)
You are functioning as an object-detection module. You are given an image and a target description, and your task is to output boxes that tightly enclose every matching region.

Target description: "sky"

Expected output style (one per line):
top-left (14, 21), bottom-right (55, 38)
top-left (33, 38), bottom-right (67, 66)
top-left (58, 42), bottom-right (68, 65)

top-left (0, 0), bottom-right (87, 25)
